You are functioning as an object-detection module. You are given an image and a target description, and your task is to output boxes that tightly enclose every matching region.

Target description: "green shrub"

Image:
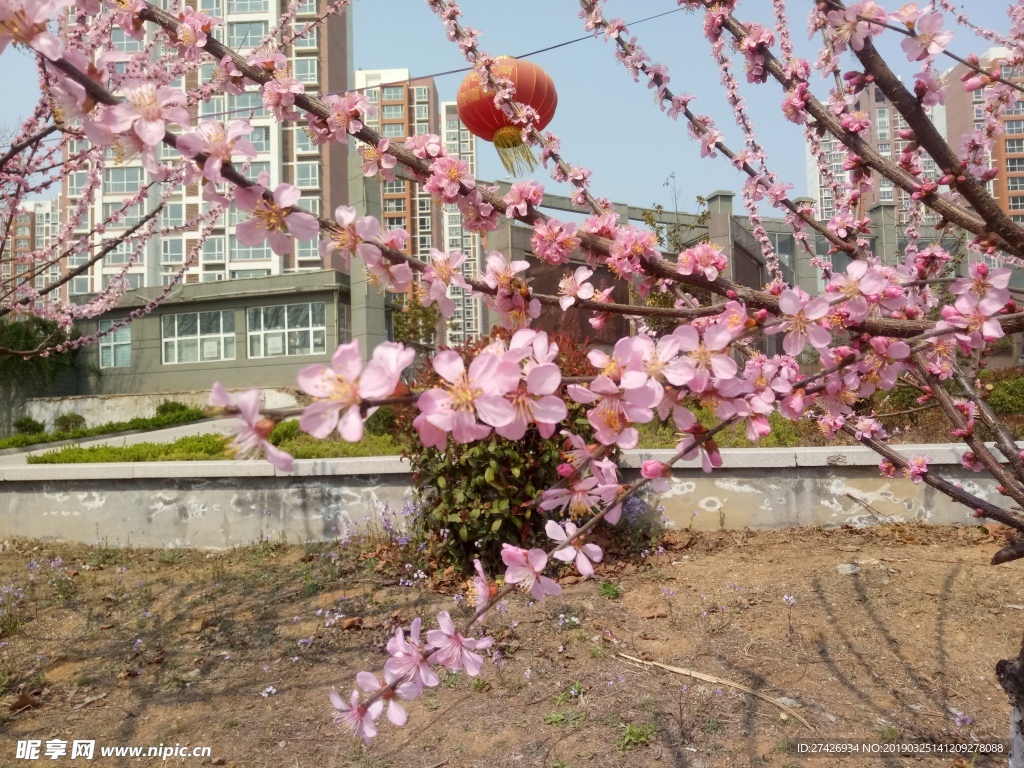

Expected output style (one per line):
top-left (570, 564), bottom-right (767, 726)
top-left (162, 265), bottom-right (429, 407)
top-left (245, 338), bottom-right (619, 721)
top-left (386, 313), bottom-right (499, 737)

top-left (0, 404), bottom-right (206, 451)
top-left (53, 413), bottom-right (87, 433)
top-left (268, 419), bottom-right (300, 445)
top-left (276, 431), bottom-right (402, 459)
top-left (155, 400), bottom-right (195, 418)
top-left (27, 434), bottom-right (229, 464)
top-left (364, 406), bottom-right (395, 436)
top-left (13, 417), bottom-right (44, 435)
top-left (396, 332), bottom-right (608, 567)
top-left (988, 376), bottom-right (1024, 416)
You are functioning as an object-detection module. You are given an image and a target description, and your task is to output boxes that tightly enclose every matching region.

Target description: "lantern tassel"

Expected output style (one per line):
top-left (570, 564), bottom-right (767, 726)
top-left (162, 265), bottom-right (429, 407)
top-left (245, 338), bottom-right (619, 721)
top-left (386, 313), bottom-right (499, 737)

top-left (493, 126), bottom-right (537, 176)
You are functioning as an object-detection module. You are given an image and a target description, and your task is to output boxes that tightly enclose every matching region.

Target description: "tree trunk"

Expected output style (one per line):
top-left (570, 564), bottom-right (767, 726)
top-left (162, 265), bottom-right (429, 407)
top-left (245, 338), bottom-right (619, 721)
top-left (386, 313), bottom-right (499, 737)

top-left (997, 638), bottom-right (1024, 768)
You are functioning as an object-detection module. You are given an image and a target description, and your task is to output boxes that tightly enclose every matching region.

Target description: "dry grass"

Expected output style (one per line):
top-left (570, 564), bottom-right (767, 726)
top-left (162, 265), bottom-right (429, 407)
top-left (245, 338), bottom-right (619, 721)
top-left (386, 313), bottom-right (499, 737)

top-left (0, 524), bottom-right (1019, 767)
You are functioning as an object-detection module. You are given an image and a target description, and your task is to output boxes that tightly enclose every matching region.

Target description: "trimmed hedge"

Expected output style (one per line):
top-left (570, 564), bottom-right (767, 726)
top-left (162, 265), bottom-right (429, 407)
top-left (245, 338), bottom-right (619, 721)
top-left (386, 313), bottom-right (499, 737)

top-left (27, 434), bottom-right (230, 464)
top-left (0, 402), bottom-right (206, 451)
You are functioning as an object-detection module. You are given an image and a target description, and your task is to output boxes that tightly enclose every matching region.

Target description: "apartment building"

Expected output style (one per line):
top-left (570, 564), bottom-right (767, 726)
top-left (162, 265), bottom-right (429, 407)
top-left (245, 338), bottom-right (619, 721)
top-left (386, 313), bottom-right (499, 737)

top-left (805, 81), bottom-right (945, 227)
top-left (2, 198), bottom-right (61, 306)
top-left (62, 0), bottom-right (353, 299)
top-left (353, 69), bottom-right (442, 265)
top-left (440, 101), bottom-right (483, 344)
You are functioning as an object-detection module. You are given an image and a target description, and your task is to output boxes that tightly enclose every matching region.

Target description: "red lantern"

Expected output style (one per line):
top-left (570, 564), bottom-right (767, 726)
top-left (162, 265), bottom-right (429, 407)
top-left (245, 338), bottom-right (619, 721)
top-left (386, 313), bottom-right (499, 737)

top-left (456, 56), bottom-right (558, 176)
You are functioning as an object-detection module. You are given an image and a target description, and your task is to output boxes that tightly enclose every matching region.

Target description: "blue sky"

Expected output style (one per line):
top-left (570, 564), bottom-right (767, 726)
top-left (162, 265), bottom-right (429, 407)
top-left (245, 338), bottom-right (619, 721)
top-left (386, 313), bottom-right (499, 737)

top-left (0, 0), bottom-right (1014, 212)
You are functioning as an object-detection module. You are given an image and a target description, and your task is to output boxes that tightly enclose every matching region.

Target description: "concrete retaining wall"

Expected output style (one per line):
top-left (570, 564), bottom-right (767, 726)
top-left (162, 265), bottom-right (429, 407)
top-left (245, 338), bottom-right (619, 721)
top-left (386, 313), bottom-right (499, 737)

top-left (22, 388), bottom-right (302, 432)
top-left (0, 445), bottom-right (1005, 549)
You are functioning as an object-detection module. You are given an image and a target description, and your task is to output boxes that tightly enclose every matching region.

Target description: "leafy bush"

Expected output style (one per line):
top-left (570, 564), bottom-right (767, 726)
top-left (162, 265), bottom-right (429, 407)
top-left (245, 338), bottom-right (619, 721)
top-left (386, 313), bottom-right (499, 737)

top-left (396, 331), bottom-right (607, 567)
top-left (13, 417), bottom-right (44, 435)
top-left (364, 406), bottom-right (395, 436)
top-left (0, 405), bottom-right (207, 451)
top-left (988, 376), bottom-right (1024, 416)
top-left (53, 413), bottom-right (87, 433)
top-left (155, 400), bottom-right (195, 418)
top-left (27, 434), bottom-right (229, 464)
top-left (268, 419), bottom-right (301, 445)
top-left (276, 431), bottom-right (402, 459)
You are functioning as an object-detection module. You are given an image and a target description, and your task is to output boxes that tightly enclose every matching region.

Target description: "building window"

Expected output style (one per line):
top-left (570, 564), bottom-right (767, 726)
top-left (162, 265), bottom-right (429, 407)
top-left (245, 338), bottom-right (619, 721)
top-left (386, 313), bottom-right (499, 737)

top-left (382, 123), bottom-right (404, 138)
top-left (103, 202), bottom-right (144, 228)
top-left (415, 105), bottom-right (429, 120)
top-left (383, 179), bottom-right (406, 194)
top-left (1010, 196), bottom-right (1024, 210)
top-left (161, 239), bottom-right (184, 263)
top-left (103, 167), bottom-right (143, 194)
top-left (382, 86), bottom-right (404, 101)
top-left (244, 161), bottom-right (270, 183)
top-left (200, 95), bottom-right (225, 118)
top-left (230, 90), bottom-right (268, 119)
top-left (1008, 158), bottom-right (1024, 173)
top-left (293, 23), bottom-right (317, 48)
top-left (202, 236), bottom-right (225, 262)
top-left (229, 234), bottom-right (271, 260)
top-left (874, 107), bottom-right (889, 141)
top-left (294, 57), bottom-right (318, 84)
top-left (1010, 177), bottom-right (1024, 192)
top-left (162, 310), bottom-right (236, 364)
top-left (111, 28), bottom-right (143, 53)
top-left (1007, 138), bottom-right (1024, 153)
top-left (67, 171), bottom-right (87, 197)
top-left (384, 198), bottom-right (406, 212)
top-left (227, 22), bottom-right (267, 49)
top-left (297, 197), bottom-right (320, 217)
top-left (199, 0), bottom-right (221, 13)
top-left (102, 273), bottom-right (143, 290)
top-left (417, 235), bottom-right (431, 252)
top-left (228, 0), bottom-right (267, 11)
top-left (247, 302), bottom-right (327, 358)
top-left (230, 269), bottom-right (270, 279)
top-left (366, 88), bottom-right (379, 103)
top-left (70, 276), bottom-right (91, 295)
top-left (413, 123), bottom-right (430, 135)
top-left (414, 86), bottom-right (429, 103)
top-left (201, 272), bottom-right (225, 282)
top-left (295, 161), bottom-right (320, 188)
top-left (972, 89), bottom-right (984, 103)
top-left (161, 203), bottom-right (184, 229)
top-left (297, 0), bottom-right (316, 13)
top-left (382, 104), bottom-right (404, 119)
top-left (294, 128), bottom-right (316, 154)
top-left (1007, 120), bottom-right (1024, 135)
top-left (384, 216), bottom-right (405, 230)
top-left (99, 320), bottom-right (131, 368)
top-left (249, 125), bottom-right (270, 152)
top-left (297, 237), bottom-right (319, 261)
top-left (338, 302), bottom-right (351, 343)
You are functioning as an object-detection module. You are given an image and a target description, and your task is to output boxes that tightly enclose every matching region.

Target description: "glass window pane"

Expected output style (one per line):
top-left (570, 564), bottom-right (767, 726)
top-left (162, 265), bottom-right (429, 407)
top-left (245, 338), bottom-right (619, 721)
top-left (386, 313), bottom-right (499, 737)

top-left (163, 340), bottom-right (176, 364)
top-left (162, 315), bottom-right (175, 338)
top-left (100, 347), bottom-right (112, 368)
top-left (312, 329), bottom-right (326, 354)
top-left (178, 338), bottom-right (199, 363)
top-left (222, 310), bottom-right (235, 333)
top-left (247, 307), bottom-right (261, 331)
top-left (114, 345), bottom-right (131, 367)
top-left (200, 338), bottom-right (221, 361)
top-left (311, 302), bottom-right (325, 326)
top-left (264, 306), bottom-right (285, 330)
top-left (264, 331), bottom-right (285, 357)
top-left (286, 303), bottom-right (309, 328)
top-left (178, 313), bottom-right (198, 337)
top-left (224, 337), bottom-right (236, 360)
top-left (200, 311), bottom-right (220, 335)
top-left (288, 330), bottom-right (309, 355)
top-left (249, 335), bottom-right (261, 358)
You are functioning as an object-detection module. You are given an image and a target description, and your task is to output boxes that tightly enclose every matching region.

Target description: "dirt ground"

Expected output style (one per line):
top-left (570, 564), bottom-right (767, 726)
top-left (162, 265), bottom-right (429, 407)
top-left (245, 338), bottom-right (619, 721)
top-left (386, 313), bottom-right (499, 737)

top-left (0, 524), bottom-right (1022, 768)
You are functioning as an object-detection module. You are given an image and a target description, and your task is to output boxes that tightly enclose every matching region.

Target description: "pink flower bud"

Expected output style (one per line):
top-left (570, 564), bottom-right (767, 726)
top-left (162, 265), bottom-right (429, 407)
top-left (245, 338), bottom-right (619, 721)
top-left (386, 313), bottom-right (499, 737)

top-left (556, 463), bottom-right (577, 478)
top-left (641, 460), bottom-right (671, 480)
